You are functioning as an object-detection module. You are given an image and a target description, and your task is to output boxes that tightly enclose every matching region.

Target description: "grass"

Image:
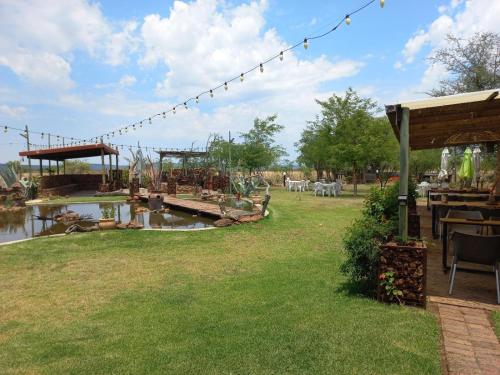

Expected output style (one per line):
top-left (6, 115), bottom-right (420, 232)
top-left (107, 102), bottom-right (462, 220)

top-left (0, 188), bottom-right (441, 374)
top-left (492, 311), bottom-right (500, 338)
top-left (27, 195), bottom-right (127, 205)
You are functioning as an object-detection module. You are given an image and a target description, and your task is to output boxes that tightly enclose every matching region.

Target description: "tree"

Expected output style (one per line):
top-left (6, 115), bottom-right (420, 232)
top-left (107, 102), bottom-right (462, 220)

top-left (428, 32), bottom-right (500, 96)
top-left (63, 160), bottom-right (91, 174)
top-left (239, 115), bottom-right (286, 174)
top-left (409, 149), bottom-right (441, 182)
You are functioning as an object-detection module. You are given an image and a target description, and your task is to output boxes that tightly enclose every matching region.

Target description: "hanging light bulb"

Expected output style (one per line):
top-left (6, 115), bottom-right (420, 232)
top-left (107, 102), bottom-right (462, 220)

top-left (41, 132), bottom-right (44, 139)
top-left (196, 96), bottom-right (199, 104)
top-left (125, 127), bottom-right (128, 133)
top-left (279, 51), bottom-right (283, 61)
top-left (107, 134), bottom-right (109, 139)
top-left (210, 89), bottom-right (214, 98)
top-left (240, 73), bottom-right (244, 82)
top-left (162, 112), bottom-right (166, 119)
top-left (132, 125), bottom-right (136, 131)
top-left (224, 82), bottom-right (228, 91)
top-left (184, 102), bottom-right (188, 109)
top-left (345, 14), bottom-right (351, 26)
top-left (149, 117), bottom-right (152, 124)
top-left (139, 121), bottom-right (143, 128)
top-left (3, 126), bottom-right (7, 133)
top-left (260, 63), bottom-right (264, 73)
top-left (119, 130), bottom-right (122, 135)
top-left (173, 106), bottom-right (176, 114)
top-left (380, 0), bottom-right (385, 8)
top-left (303, 38), bottom-right (308, 49)
top-left (112, 132), bottom-right (114, 137)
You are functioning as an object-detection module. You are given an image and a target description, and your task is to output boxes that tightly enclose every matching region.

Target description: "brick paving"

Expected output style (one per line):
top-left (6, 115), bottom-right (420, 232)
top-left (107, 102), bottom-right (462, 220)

top-left (438, 304), bottom-right (500, 374)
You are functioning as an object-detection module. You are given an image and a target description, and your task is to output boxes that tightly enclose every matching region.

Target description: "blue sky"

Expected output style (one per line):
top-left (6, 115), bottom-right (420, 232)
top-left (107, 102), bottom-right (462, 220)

top-left (1, 0), bottom-right (499, 163)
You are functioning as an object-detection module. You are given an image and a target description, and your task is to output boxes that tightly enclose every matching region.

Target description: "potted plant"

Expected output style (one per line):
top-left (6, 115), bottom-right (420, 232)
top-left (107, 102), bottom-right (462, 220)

top-left (99, 206), bottom-right (116, 229)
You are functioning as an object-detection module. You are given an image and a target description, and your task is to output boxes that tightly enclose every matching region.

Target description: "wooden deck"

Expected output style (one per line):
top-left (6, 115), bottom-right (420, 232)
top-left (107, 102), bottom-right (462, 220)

top-left (141, 194), bottom-right (257, 219)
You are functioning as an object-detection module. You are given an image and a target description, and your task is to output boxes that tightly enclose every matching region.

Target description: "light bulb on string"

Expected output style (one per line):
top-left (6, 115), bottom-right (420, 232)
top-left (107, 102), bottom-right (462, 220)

top-left (380, 0), bottom-right (385, 8)
top-left (41, 132), bottom-right (44, 139)
top-left (224, 82), bottom-right (228, 91)
top-left (279, 51), bottom-right (283, 61)
top-left (125, 127), bottom-right (128, 133)
top-left (260, 63), bottom-right (264, 73)
top-left (240, 73), bottom-right (244, 82)
top-left (210, 89), bottom-right (214, 98)
top-left (119, 130), bottom-right (122, 135)
top-left (132, 125), bottom-right (136, 131)
top-left (303, 38), bottom-right (308, 49)
top-left (162, 112), bottom-right (166, 119)
top-left (345, 15), bottom-right (351, 25)
top-left (184, 102), bottom-right (188, 109)
top-left (3, 126), bottom-right (7, 133)
top-left (173, 107), bottom-right (176, 114)
top-left (139, 121), bottom-right (143, 128)
top-left (149, 117), bottom-right (152, 124)
top-left (196, 96), bottom-right (199, 104)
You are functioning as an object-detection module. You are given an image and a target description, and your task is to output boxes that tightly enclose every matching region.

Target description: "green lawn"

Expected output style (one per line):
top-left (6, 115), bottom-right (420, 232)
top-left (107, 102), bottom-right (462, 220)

top-left (0, 189), bottom-right (440, 374)
top-left (492, 312), bottom-right (500, 338)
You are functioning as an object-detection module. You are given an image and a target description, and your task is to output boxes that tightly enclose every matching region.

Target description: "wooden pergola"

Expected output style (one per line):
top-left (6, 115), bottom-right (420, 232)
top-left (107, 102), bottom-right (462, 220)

top-left (156, 149), bottom-right (208, 176)
top-left (386, 88), bottom-right (500, 240)
top-left (19, 143), bottom-right (119, 184)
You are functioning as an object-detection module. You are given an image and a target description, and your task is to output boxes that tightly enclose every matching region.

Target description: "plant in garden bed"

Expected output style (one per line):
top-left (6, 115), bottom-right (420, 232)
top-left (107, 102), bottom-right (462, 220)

top-left (99, 206), bottom-right (116, 229)
top-left (378, 271), bottom-right (403, 304)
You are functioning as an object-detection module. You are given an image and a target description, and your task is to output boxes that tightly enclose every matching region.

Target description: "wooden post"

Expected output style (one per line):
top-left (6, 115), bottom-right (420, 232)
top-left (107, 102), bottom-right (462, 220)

top-left (399, 107), bottom-right (410, 241)
top-left (100, 139), bottom-right (106, 185)
top-left (24, 125), bottom-right (32, 179)
top-left (63, 160), bottom-right (66, 175)
top-left (159, 154), bottom-right (163, 182)
top-left (39, 159), bottom-right (43, 176)
top-left (56, 160), bottom-right (59, 175)
top-left (109, 153), bottom-right (113, 182)
top-left (496, 142), bottom-right (500, 194)
top-left (48, 133), bottom-right (51, 175)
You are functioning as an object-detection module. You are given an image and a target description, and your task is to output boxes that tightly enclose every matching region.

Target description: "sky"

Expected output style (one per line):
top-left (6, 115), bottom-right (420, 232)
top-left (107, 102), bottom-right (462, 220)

top-left (1, 0), bottom-right (499, 164)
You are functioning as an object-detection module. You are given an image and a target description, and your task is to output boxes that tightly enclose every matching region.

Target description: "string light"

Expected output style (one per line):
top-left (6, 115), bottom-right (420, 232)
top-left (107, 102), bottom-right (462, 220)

top-left (345, 14), bottom-right (351, 25)
top-left (173, 107), bottom-right (176, 114)
top-left (380, 0), bottom-right (385, 7)
top-left (240, 73), bottom-right (244, 82)
top-left (210, 89), bottom-right (214, 98)
top-left (260, 63), bottom-right (264, 73)
top-left (196, 96), bottom-right (199, 104)
top-left (3, 126), bottom-right (7, 133)
top-left (303, 38), bottom-right (308, 49)
top-left (149, 117), bottom-right (152, 124)
top-left (184, 102), bottom-right (188, 109)
top-left (163, 112), bottom-right (166, 118)
top-left (224, 82), bottom-right (228, 91)
top-left (279, 51), bottom-right (283, 61)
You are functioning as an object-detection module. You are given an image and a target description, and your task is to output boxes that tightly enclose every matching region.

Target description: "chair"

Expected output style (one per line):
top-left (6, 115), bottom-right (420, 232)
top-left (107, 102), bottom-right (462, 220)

top-left (448, 232), bottom-right (500, 303)
top-left (490, 216), bottom-right (500, 235)
top-left (444, 209), bottom-right (484, 253)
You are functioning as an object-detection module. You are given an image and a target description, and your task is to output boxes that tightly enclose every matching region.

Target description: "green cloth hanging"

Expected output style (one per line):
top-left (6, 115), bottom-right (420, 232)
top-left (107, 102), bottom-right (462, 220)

top-left (457, 147), bottom-right (473, 181)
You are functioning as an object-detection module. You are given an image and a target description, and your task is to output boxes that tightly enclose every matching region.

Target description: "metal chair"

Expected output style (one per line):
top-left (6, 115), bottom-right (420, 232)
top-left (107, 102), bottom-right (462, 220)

top-left (448, 232), bottom-right (500, 303)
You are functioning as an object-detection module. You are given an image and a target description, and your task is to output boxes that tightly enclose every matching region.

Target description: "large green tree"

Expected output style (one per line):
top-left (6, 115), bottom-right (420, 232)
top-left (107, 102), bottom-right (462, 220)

top-left (428, 32), bottom-right (500, 96)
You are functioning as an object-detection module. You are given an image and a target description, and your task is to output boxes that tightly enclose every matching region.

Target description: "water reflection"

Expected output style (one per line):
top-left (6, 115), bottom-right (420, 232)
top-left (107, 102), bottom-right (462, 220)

top-left (0, 202), bottom-right (214, 243)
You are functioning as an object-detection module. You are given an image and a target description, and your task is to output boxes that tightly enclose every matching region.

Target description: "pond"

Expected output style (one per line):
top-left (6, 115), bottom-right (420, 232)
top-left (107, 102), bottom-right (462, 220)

top-left (0, 202), bottom-right (214, 244)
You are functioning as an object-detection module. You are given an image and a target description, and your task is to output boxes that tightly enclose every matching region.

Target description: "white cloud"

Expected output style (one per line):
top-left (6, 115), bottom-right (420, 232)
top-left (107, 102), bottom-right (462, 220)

top-left (397, 0), bottom-right (500, 99)
top-left (0, 0), bottom-right (138, 89)
top-left (119, 74), bottom-right (137, 87)
top-left (139, 0), bottom-right (362, 101)
top-left (0, 104), bottom-right (27, 117)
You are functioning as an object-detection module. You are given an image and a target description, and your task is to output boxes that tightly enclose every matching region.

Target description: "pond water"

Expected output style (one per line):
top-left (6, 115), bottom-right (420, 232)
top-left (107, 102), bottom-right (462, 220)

top-left (188, 197), bottom-right (254, 211)
top-left (0, 202), bottom-right (214, 244)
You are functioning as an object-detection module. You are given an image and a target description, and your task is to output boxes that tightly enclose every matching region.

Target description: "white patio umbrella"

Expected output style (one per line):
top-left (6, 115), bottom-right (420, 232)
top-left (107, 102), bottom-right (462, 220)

top-left (472, 146), bottom-right (481, 185)
top-left (438, 147), bottom-right (450, 181)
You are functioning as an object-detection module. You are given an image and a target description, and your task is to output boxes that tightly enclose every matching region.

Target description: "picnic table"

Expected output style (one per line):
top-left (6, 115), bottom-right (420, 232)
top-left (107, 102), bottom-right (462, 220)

top-left (440, 217), bottom-right (500, 272)
top-left (430, 201), bottom-right (500, 238)
top-left (426, 189), bottom-right (493, 210)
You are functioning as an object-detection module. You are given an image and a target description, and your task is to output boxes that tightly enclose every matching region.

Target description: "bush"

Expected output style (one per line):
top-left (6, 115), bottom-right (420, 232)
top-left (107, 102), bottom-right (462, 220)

top-left (341, 180), bottom-right (418, 294)
top-left (340, 216), bottom-right (391, 291)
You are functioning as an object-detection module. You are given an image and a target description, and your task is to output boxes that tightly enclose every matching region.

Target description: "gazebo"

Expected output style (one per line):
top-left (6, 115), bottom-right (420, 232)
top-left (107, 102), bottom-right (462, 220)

top-left (19, 143), bottom-right (119, 194)
top-left (386, 88), bottom-right (500, 240)
top-left (156, 149), bottom-right (208, 177)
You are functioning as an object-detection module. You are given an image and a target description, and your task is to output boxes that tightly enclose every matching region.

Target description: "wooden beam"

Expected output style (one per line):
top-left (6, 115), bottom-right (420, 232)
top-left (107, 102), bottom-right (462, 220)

top-left (399, 107), bottom-right (410, 241)
top-left (496, 143), bottom-right (500, 195)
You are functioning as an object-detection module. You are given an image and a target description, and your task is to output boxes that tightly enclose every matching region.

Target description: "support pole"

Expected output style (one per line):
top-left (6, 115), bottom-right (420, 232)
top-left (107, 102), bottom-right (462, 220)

top-left (496, 142), bottom-right (500, 195)
top-left (39, 159), bottom-right (43, 176)
top-left (398, 107), bottom-right (410, 241)
top-left (56, 160), bottom-right (60, 175)
top-left (24, 125), bottom-right (32, 180)
top-left (100, 138), bottom-right (106, 185)
top-left (48, 133), bottom-right (51, 175)
top-left (109, 153), bottom-right (113, 182)
top-left (63, 159), bottom-right (66, 175)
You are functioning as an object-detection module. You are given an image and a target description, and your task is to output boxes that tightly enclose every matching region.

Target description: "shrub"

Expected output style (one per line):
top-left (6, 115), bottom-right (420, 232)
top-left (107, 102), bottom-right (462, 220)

top-left (340, 216), bottom-right (391, 291)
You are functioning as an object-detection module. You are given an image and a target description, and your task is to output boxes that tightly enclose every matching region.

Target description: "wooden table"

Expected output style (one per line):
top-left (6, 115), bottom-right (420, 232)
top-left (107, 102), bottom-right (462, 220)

top-left (430, 201), bottom-right (500, 238)
top-left (440, 217), bottom-right (500, 271)
top-left (426, 189), bottom-right (493, 209)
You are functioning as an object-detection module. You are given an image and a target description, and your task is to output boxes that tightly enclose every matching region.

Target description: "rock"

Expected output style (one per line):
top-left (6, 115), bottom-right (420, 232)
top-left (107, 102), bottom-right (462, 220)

top-left (214, 218), bottom-right (234, 227)
top-left (237, 214), bottom-right (263, 223)
top-left (116, 221), bottom-right (144, 230)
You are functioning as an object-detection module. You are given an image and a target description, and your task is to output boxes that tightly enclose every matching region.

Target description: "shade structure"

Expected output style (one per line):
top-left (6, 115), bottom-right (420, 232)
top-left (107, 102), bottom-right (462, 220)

top-left (438, 147), bottom-right (450, 181)
top-left (472, 146), bottom-right (481, 184)
top-left (458, 147), bottom-right (473, 182)
top-left (19, 143), bottom-right (119, 161)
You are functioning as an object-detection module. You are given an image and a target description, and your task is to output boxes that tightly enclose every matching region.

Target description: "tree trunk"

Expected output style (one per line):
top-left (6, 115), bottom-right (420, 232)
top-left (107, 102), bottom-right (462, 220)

top-left (353, 165), bottom-right (358, 196)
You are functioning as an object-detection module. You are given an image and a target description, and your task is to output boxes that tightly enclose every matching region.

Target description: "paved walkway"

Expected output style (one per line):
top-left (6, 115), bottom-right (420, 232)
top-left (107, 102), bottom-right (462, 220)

top-left (438, 304), bottom-right (500, 374)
